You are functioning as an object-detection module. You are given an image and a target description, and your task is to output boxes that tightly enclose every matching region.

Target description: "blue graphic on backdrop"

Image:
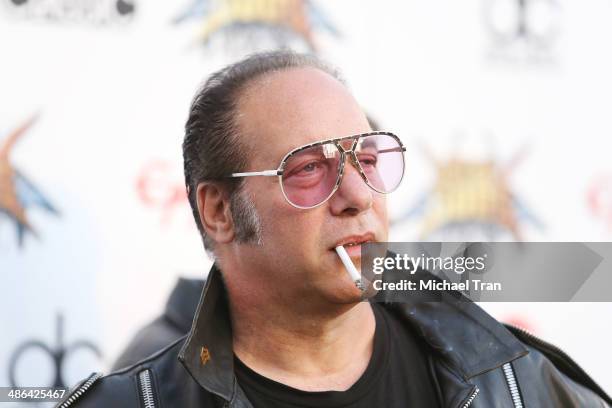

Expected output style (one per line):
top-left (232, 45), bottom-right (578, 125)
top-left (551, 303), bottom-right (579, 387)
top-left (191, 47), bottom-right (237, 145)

top-left (0, 115), bottom-right (59, 247)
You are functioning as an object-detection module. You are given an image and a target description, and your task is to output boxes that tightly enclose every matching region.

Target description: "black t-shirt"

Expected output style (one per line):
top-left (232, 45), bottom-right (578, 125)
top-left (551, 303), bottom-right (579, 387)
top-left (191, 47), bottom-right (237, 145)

top-left (234, 303), bottom-right (441, 407)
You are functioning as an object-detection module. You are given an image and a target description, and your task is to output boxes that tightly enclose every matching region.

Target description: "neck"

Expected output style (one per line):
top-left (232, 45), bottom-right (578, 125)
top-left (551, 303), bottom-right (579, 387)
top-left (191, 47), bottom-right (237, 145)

top-left (227, 281), bottom-right (376, 392)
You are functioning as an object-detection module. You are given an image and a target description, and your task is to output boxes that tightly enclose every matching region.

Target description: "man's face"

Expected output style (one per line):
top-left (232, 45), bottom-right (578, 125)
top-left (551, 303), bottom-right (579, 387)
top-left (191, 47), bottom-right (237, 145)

top-left (231, 67), bottom-right (389, 304)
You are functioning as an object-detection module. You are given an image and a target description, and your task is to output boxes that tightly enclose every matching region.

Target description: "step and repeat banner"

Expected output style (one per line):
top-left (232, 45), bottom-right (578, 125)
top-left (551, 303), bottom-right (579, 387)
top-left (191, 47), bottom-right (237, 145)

top-left (1, 0), bottom-right (611, 400)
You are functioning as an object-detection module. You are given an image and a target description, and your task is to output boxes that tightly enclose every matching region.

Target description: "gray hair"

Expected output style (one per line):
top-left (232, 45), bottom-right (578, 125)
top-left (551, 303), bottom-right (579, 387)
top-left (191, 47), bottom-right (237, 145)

top-left (182, 50), bottom-right (343, 258)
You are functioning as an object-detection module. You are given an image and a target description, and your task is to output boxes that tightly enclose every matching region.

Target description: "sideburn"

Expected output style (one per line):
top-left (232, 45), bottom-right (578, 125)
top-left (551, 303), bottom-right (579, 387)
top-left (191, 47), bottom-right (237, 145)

top-left (230, 188), bottom-right (263, 245)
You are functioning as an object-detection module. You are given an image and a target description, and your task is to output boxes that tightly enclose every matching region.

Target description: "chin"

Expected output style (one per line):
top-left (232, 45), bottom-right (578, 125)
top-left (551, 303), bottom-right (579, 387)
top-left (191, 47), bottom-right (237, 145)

top-left (320, 280), bottom-right (365, 305)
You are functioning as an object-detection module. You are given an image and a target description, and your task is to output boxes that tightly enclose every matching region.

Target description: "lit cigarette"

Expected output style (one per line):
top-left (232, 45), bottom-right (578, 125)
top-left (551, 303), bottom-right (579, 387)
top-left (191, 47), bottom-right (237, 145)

top-left (335, 245), bottom-right (365, 291)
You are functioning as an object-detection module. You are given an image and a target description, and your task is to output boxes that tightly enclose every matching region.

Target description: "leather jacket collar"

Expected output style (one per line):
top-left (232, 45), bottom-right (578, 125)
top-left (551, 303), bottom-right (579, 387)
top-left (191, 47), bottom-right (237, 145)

top-left (178, 263), bottom-right (528, 401)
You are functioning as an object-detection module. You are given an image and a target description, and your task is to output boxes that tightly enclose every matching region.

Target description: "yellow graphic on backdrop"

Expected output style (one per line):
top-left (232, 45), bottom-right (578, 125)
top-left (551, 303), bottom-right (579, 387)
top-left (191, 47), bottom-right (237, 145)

top-left (421, 159), bottom-right (520, 239)
top-left (395, 143), bottom-right (541, 241)
top-left (174, 0), bottom-right (338, 51)
top-left (200, 0), bottom-right (314, 48)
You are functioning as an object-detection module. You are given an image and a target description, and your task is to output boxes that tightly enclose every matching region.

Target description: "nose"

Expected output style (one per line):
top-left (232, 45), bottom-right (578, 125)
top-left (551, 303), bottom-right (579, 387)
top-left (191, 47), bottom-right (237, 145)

top-left (328, 155), bottom-right (373, 216)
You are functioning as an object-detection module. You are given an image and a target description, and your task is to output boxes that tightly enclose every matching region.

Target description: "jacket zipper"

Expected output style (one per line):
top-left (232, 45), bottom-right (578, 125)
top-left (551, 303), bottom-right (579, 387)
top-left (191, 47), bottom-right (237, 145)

top-left (460, 387), bottom-right (479, 408)
top-left (502, 362), bottom-right (524, 408)
top-left (138, 369), bottom-right (157, 408)
top-left (57, 372), bottom-right (102, 408)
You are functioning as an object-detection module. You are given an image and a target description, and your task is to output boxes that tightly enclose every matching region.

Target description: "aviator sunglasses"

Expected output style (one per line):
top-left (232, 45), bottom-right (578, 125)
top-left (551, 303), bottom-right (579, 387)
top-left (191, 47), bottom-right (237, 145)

top-left (227, 131), bottom-right (406, 209)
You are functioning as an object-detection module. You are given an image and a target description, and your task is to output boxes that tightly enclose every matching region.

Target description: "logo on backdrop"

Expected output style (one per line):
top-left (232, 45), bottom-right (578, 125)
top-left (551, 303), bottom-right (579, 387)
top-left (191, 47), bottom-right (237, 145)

top-left (587, 173), bottom-right (612, 231)
top-left (0, 115), bottom-right (59, 247)
top-left (135, 159), bottom-right (189, 227)
top-left (483, 0), bottom-right (561, 64)
top-left (173, 0), bottom-right (339, 53)
top-left (4, 0), bottom-right (135, 24)
top-left (9, 314), bottom-right (102, 388)
top-left (394, 141), bottom-right (542, 241)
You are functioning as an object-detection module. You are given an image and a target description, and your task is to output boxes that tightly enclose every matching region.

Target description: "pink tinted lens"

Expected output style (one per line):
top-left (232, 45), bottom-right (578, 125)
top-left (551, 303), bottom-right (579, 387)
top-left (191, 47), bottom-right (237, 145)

top-left (356, 134), bottom-right (404, 192)
top-left (281, 144), bottom-right (341, 207)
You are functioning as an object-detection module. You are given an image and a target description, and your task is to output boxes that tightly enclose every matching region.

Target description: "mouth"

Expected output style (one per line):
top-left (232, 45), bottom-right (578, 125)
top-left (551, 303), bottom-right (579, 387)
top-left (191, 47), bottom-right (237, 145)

top-left (330, 233), bottom-right (376, 257)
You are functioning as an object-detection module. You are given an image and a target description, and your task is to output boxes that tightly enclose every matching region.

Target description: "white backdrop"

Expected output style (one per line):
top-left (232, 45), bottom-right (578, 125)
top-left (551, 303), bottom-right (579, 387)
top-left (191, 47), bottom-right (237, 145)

top-left (1, 0), bottom-right (611, 398)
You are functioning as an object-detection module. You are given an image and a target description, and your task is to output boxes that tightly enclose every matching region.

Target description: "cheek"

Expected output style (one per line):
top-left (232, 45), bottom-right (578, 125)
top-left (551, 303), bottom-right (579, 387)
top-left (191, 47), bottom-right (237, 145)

top-left (261, 205), bottom-right (324, 248)
top-left (266, 212), bottom-right (319, 238)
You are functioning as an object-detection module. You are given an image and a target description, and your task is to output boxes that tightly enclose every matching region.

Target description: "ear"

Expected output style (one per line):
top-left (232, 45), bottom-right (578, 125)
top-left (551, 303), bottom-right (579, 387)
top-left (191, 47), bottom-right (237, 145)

top-left (196, 182), bottom-right (235, 244)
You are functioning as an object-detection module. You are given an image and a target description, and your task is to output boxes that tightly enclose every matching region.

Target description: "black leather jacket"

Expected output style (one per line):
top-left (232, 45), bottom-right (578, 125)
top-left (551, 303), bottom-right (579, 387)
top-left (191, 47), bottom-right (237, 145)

top-left (56, 264), bottom-right (611, 408)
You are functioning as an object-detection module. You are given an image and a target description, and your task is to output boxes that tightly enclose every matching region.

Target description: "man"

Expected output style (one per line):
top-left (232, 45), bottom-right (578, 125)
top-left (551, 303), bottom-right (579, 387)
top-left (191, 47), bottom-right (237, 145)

top-left (57, 51), bottom-right (611, 407)
top-left (110, 116), bottom-right (381, 372)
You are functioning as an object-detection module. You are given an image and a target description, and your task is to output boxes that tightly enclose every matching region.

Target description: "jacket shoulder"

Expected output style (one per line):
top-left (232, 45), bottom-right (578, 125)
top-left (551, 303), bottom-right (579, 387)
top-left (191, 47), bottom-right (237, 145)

top-left (504, 324), bottom-right (611, 406)
top-left (55, 336), bottom-right (188, 408)
top-left (55, 371), bottom-right (139, 408)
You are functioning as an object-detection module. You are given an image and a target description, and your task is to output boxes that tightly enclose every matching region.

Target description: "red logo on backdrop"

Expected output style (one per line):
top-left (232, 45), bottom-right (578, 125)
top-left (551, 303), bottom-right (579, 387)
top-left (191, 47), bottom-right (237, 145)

top-left (135, 159), bottom-right (189, 227)
top-left (501, 314), bottom-right (537, 334)
top-left (587, 174), bottom-right (612, 230)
